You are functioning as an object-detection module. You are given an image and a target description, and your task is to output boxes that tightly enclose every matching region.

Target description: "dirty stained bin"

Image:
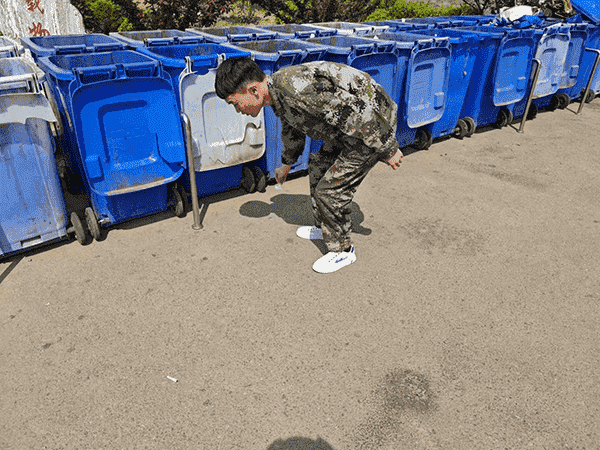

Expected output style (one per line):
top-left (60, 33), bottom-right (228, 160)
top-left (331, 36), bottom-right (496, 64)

top-left (0, 58), bottom-right (79, 258)
top-left (109, 29), bottom-right (206, 49)
top-left (35, 50), bottom-right (187, 241)
top-left (0, 37), bottom-right (23, 58)
top-left (186, 26), bottom-right (277, 43)
top-left (227, 39), bottom-right (330, 180)
top-left (303, 33), bottom-right (449, 150)
top-left (136, 43), bottom-right (267, 198)
top-left (20, 34), bottom-right (127, 63)
top-left (255, 24), bottom-right (338, 39)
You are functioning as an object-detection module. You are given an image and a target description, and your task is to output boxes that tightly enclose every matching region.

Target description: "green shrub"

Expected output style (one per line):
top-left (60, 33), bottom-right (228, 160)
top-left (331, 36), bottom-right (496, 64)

top-left (367, 0), bottom-right (473, 20)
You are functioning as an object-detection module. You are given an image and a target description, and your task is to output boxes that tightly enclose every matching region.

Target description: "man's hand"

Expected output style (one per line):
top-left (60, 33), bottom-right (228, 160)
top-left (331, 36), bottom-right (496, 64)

top-left (275, 164), bottom-right (291, 184)
top-left (386, 150), bottom-right (402, 170)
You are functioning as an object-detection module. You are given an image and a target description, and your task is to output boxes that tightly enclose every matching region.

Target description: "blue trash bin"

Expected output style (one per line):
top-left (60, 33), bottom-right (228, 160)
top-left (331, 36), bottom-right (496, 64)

top-left (20, 34), bottom-right (127, 63)
top-left (254, 24), bottom-right (338, 39)
top-left (448, 25), bottom-right (541, 128)
top-left (508, 22), bottom-right (572, 116)
top-left (559, 20), bottom-right (600, 102)
top-left (185, 26), bottom-right (277, 43)
top-left (0, 37), bottom-right (23, 58)
top-left (136, 43), bottom-right (268, 198)
top-left (109, 29), bottom-right (206, 49)
top-left (374, 28), bottom-right (484, 141)
top-left (303, 33), bottom-right (450, 150)
top-left (226, 39), bottom-right (330, 179)
top-left (35, 50), bottom-right (187, 237)
top-left (0, 58), bottom-right (72, 257)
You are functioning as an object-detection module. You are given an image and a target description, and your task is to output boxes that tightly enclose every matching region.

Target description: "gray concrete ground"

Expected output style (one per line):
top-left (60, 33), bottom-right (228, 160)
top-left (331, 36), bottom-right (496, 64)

top-left (1, 99), bottom-right (600, 450)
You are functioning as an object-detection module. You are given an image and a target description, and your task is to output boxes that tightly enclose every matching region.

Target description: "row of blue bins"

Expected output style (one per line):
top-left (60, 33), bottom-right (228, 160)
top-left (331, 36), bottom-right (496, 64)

top-left (2, 13), bottom-right (600, 259)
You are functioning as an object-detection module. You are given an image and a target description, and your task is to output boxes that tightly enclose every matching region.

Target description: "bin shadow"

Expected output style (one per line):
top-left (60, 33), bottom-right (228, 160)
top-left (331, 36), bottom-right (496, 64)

top-left (267, 436), bottom-right (338, 450)
top-left (239, 193), bottom-right (371, 254)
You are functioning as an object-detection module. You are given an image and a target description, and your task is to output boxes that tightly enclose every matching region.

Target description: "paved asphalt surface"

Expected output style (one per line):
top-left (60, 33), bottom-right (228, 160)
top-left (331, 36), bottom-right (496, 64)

top-left (1, 99), bottom-right (600, 450)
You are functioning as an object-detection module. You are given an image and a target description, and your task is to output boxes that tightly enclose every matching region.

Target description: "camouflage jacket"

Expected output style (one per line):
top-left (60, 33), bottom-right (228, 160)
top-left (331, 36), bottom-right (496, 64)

top-left (267, 61), bottom-right (401, 166)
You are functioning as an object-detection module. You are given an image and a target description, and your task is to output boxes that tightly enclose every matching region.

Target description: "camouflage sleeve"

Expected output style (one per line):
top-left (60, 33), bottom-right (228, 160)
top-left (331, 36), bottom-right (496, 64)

top-left (280, 119), bottom-right (307, 166)
top-left (321, 86), bottom-right (400, 162)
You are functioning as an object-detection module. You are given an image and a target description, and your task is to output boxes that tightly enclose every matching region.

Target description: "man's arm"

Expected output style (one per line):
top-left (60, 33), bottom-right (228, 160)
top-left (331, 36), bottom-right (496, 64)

top-left (280, 120), bottom-right (307, 167)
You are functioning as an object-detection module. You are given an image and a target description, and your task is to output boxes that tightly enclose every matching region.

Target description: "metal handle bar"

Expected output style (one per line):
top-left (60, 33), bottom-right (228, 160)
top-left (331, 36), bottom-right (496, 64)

top-left (576, 48), bottom-right (600, 115)
top-left (181, 112), bottom-right (202, 230)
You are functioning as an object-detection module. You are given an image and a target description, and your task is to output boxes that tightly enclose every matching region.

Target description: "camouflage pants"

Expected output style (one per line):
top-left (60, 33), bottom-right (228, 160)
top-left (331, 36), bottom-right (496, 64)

top-left (308, 137), bottom-right (380, 253)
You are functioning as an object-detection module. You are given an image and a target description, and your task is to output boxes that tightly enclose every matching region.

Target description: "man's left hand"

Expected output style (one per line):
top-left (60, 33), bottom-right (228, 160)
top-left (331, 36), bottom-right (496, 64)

top-left (386, 150), bottom-right (402, 170)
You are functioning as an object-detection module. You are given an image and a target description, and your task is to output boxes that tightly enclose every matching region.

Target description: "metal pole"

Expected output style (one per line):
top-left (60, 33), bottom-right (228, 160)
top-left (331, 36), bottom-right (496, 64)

top-left (577, 48), bottom-right (600, 115)
top-left (181, 112), bottom-right (202, 230)
top-left (519, 58), bottom-right (542, 134)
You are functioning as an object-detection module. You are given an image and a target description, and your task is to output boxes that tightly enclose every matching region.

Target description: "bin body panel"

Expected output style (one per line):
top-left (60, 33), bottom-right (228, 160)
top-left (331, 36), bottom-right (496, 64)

top-left (0, 119), bottom-right (68, 256)
top-left (20, 34), bottom-right (127, 62)
top-left (180, 69), bottom-right (265, 172)
top-left (560, 26), bottom-right (588, 88)
top-left (0, 57), bottom-right (67, 257)
top-left (36, 50), bottom-right (186, 226)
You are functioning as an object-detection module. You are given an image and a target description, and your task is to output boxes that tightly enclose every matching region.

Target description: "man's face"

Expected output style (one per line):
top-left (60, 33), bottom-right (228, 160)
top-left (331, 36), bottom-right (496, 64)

top-left (226, 85), bottom-right (262, 117)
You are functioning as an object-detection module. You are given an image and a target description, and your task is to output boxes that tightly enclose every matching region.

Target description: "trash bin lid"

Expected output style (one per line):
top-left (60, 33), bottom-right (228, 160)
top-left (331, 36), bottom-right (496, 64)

top-left (570, 0), bottom-right (600, 23)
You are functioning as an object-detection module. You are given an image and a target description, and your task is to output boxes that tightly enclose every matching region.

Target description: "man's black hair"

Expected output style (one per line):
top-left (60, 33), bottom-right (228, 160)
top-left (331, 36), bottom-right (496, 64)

top-left (215, 57), bottom-right (266, 100)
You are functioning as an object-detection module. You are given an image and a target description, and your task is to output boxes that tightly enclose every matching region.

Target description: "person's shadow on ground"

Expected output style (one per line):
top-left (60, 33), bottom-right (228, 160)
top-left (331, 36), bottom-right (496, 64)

top-left (267, 436), bottom-right (338, 450)
top-left (239, 193), bottom-right (371, 254)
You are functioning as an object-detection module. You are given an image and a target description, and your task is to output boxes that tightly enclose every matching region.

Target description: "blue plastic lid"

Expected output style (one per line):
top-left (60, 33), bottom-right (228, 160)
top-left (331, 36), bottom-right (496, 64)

top-left (569, 0), bottom-right (600, 23)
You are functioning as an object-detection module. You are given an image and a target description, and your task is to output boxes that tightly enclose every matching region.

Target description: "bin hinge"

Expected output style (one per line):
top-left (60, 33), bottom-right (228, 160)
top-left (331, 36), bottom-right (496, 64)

top-left (185, 56), bottom-right (194, 74)
top-left (218, 53), bottom-right (227, 66)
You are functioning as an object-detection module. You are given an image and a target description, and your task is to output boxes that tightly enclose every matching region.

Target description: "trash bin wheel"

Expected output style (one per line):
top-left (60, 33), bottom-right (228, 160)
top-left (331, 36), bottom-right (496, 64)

top-left (414, 129), bottom-right (433, 150)
top-left (177, 185), bottom-right (189, 217)
top-left (85, 207), bottom-right (103, 242)
top-left (585, 89), bottom-right (595, 103)
top-left (495, 108), bottom-right (512, 128)
top-left (557, 93), bottom-right (570, 109)
top-left (527, 103), bottom-right (538, 121)
top-left (453, 119), bottom-right (469, 139)
top-left (254, 166), bottom-right (267, 193)
top-left (169, 185), bottom-right (186, 218)
top-left (241, 166), bottom-right (257, 193)
top-left (463, 117), bottom-right (476, 137)
top-left (581, 88), bottom-right (595, 103)
top-left (549, 95), bottom-right (561, 111)
top-left (70, 212), bottom-right (87, 245)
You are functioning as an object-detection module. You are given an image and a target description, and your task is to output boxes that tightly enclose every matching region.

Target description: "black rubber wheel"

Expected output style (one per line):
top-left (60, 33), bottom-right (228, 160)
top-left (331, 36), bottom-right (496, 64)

top-left (586, 89), bottom-right (595, 103)
top-left (241, 166), bottom-right (257, 193)
top-left (85, 207), bottom-right (102, 242)
top-left (463, 117), bottom-right (476, 137)
top-left (557, 93), bottom-right (570, 109)
top-left (453, 119), bottom-right (469, 139)
top-left (527, 103), bottom-right (538, 121)
top-left (549, 95), bottom-right (560, 111)
top-left (70, 212), bottom-right (87, 245)
top-left (169, 185), bottom-right (185, 218)
top-left (254, 166), bottom-right (267, 193)
top-left (506, 109), bottom-right (514, 125)
top-left (495, 109), bottom-right (509, 128)
top-left (414, 129), bottom-right (433, 150)
top-left (177, 185), bottom-right (189, 217)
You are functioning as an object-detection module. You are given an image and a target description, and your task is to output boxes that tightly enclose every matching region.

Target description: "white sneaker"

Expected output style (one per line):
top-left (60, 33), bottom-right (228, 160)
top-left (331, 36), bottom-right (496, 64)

top-left (312, 246), bottom-right (356, 274)
top-left (296, 226), bottom-right (323, 240)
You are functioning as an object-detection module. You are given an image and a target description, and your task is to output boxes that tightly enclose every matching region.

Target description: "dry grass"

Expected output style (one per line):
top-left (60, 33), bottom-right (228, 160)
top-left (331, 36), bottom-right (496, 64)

top-left (214, 0), bottom-right (278, 26)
